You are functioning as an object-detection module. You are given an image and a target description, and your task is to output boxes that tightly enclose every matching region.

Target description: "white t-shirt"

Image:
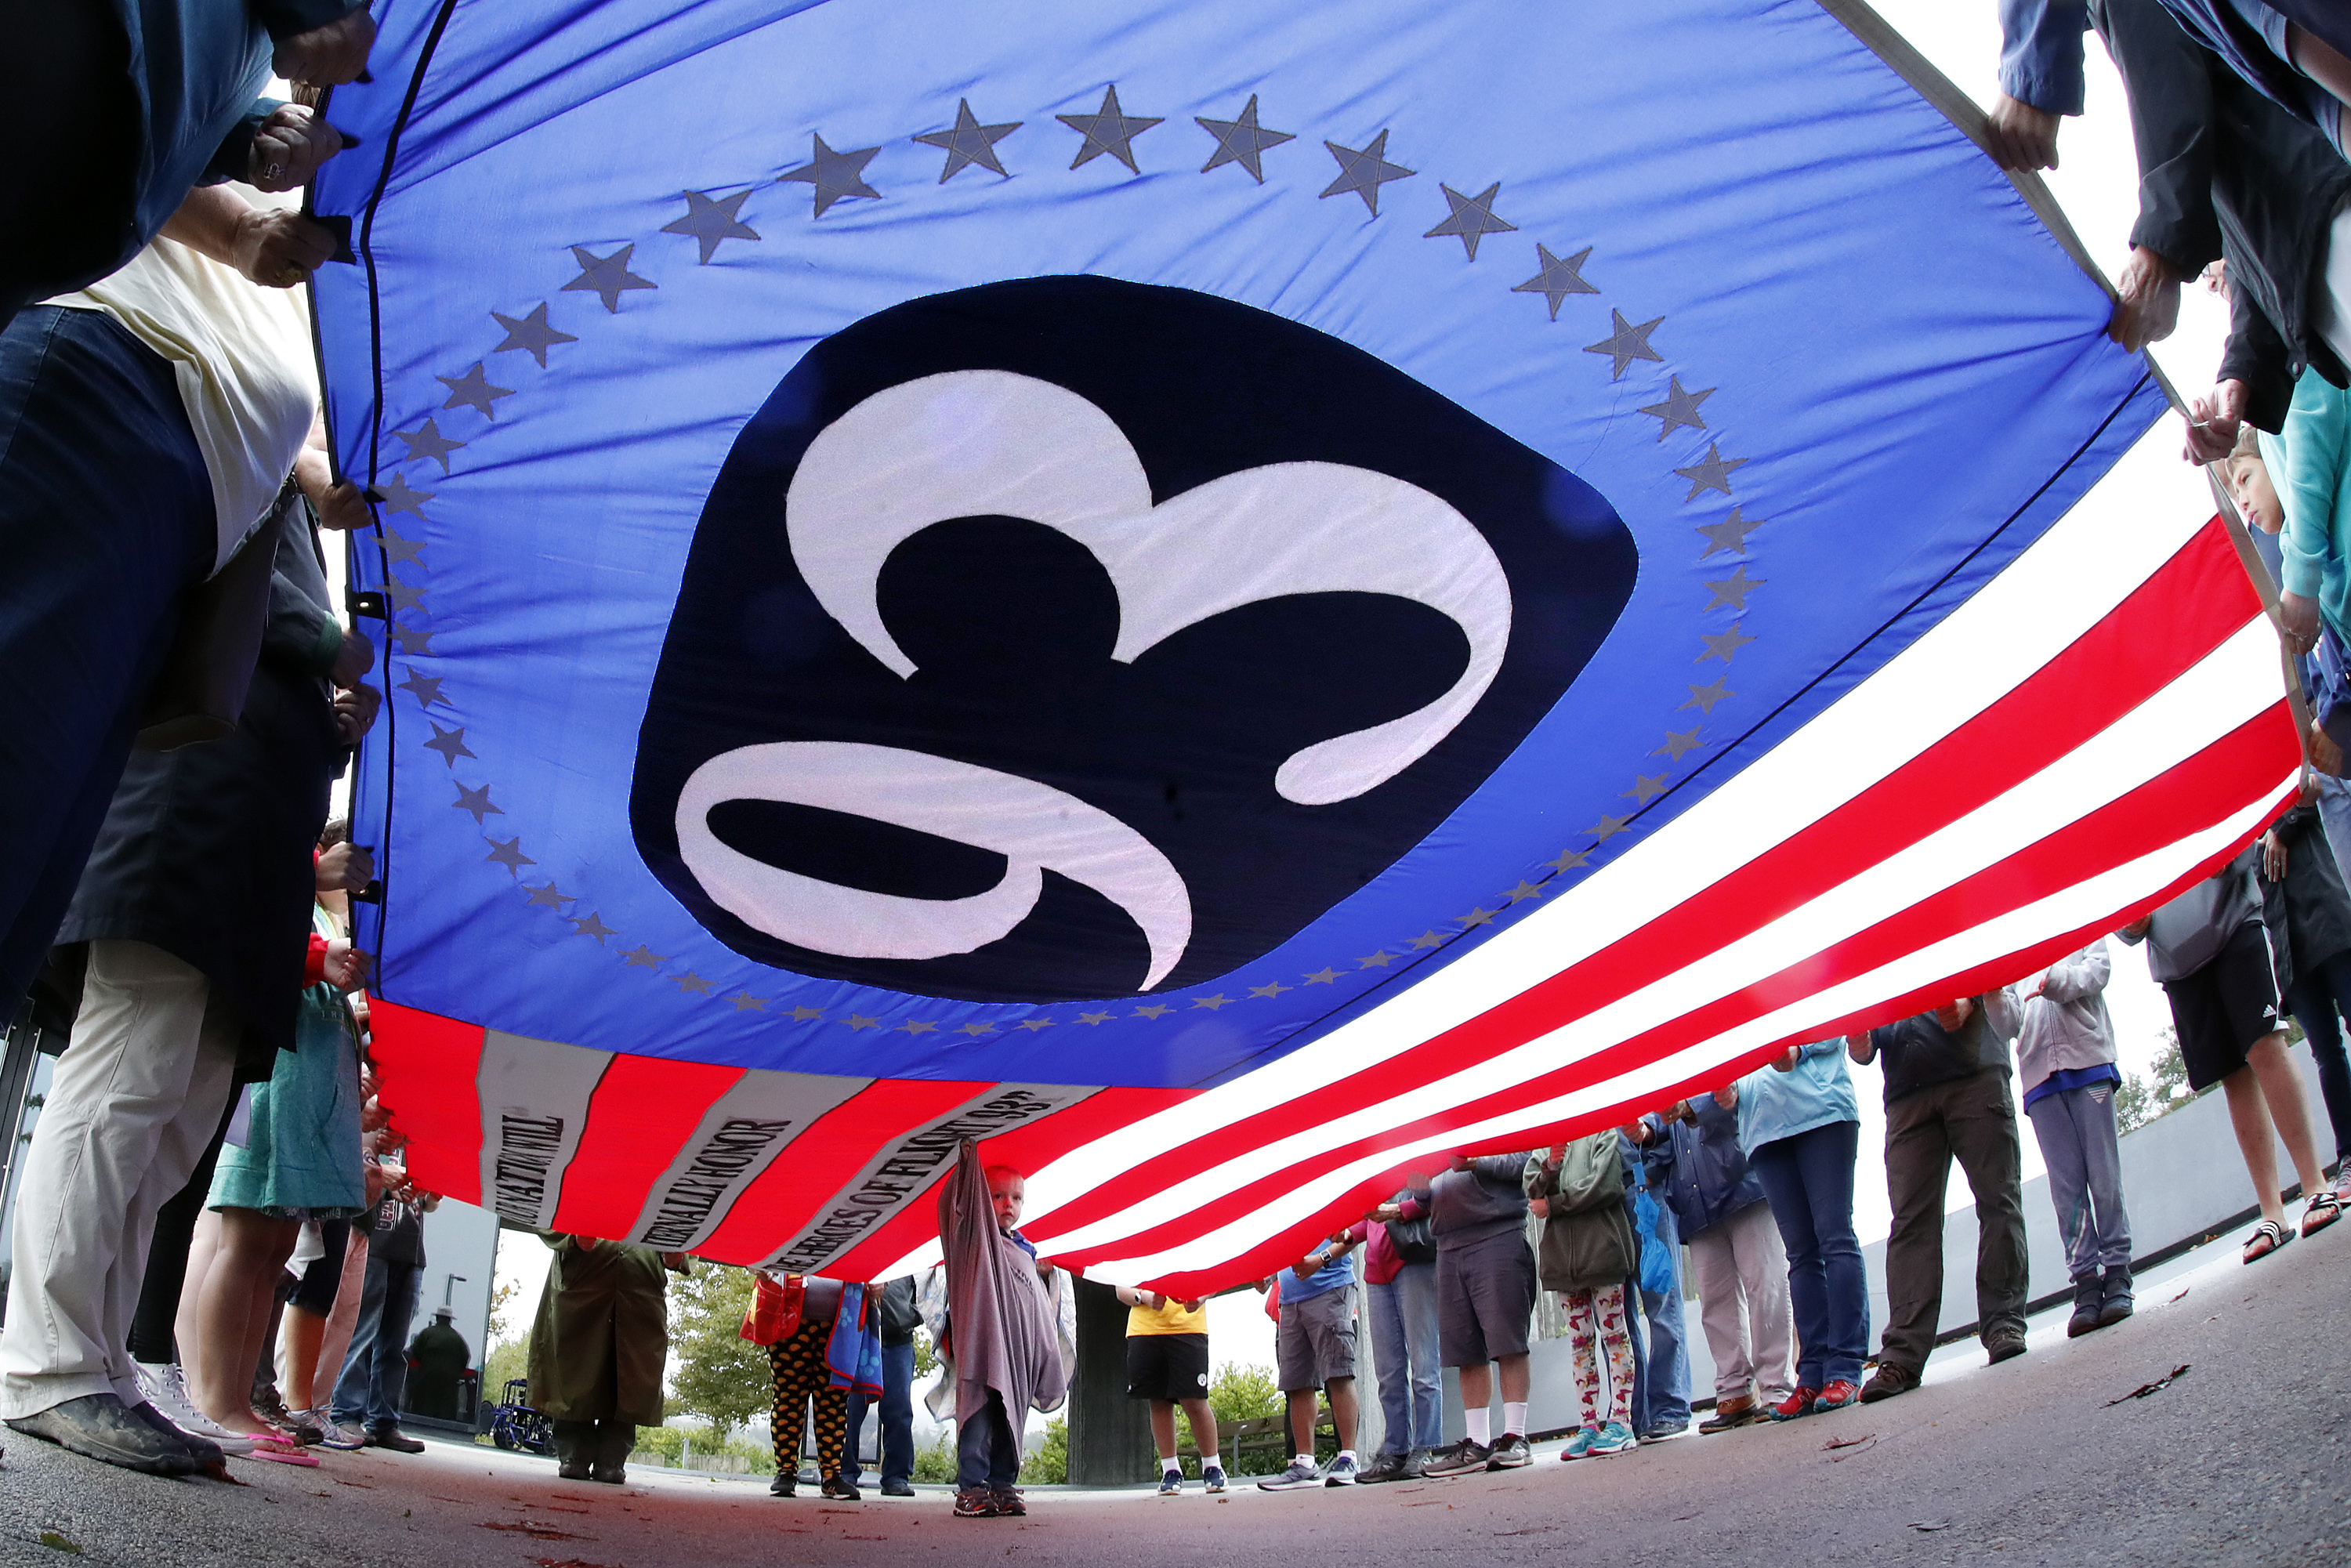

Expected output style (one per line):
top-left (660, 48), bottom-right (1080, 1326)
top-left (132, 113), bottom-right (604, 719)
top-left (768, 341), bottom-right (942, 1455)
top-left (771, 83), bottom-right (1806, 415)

top-left (47, 206), bottom-right (317, 574)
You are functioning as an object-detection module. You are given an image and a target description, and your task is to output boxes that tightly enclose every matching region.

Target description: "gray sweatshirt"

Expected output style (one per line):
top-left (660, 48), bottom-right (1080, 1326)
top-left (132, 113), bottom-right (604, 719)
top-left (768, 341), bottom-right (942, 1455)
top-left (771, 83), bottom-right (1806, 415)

top-left (1431, 1153), bottom-right (1536, 1249)
top-left (2013, 941), bottom-right (2117, 1095)
top-left (2122, 846), bottom-right (2263, 983)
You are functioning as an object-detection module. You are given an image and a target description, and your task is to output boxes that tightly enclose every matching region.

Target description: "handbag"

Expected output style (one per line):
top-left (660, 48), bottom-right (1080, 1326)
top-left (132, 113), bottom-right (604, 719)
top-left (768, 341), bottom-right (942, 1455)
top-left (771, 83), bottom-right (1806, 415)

top-left (135, 487), bottom-right (292, 751)
top-left (740, 1271), bottom-right (805, 1345)
top-left (1384, 1211), bottom-right (1437, 1266)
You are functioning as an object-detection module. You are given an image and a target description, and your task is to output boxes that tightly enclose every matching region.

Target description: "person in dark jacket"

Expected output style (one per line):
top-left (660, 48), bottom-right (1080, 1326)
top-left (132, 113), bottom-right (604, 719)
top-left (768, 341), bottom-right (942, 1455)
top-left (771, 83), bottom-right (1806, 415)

top-left (328, 1186), bottom-right (435, 1452)
top-left (0, 502), bottom-right (373, 1475)
top-left (1848, 989), bottom-right (2030, 1403)
top-left (1620, 1128), bottom-right (1690, 1443)
top-left (1524, 1135), bottom-right (1640, 1458)
top-left (0, 0), bottom-right (370, 328)
top-left (1632, 1098), bottom-right (1793, 1432)
top-left (2259, 787), bottom-right (2351, 1183)
top-left (528, 1237), bottom-right (687, 1485)
top-left (1418, 1152), bottom-right (1538, 1477)
top-left (844, 1274), bottom-right (922, 1497)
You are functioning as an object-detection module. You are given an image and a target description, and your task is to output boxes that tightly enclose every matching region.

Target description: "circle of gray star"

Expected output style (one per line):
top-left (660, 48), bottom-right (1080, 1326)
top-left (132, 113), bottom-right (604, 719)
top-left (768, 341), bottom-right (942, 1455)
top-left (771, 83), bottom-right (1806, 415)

top-left (451, 780), bottom-right (500, 822)
top-left (1320, 129), bottom-right (1414, 215)
top-left (1584, 310), bottom-right (1665, 379)
top-left (491, 302), bottom-right (577, 369)
top-left (1674, 441), bottom-right (1749, 501)
top-left (1195, 94), bottom-right (1294, 182)
top-left (1424, 182), bottom-right (1516, 261)
top-left (1704, 563), bottom-right (1766, 610)
top-left (373, 473), bottom-right (432, 517)
top-left (561, 244), bottom-right (657, 313)
top-left (780, 132), bottom-right (882, 217)
top-left (423, 723), bottom-right (475, 765)
top-left (1696, 506), bottom-right (1762, 558)
top-left (1512, 244), bottom-right (1598, 319)
top-left (391, 416), bottom-right (465, 473)
top-left (1639, 376), bottom-right (1715, 441)
top-left (661, 188), bottom-right (761, 263)
top-left (436, 363), bottom-right (515, 419)
top-left (915, 99), bottom-right (1021, 183)
top-left (1057, 85), bottom-right (1162, 173)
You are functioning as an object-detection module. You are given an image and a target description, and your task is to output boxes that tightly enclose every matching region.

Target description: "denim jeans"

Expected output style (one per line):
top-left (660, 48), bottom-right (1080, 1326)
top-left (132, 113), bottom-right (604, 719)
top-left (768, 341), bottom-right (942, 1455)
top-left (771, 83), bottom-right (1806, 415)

top-left (1365, 1260), bottom-right (1441, 1455)
top-left (2282, 949), bottom-right (2351, 1167)
top-left (1633, 1197), bottom-right (1691, 1432)
top-left (1748, 1118), bottom-right (1869, 1388)
top-left (955, 1389), bottom-right (1020, 1490)
top-left (2026, 1083), bottom-right (2132, 1279)
top-left (844, 1337), bottom-right (916, 1487)
top-left (331, 1255), bottom-right (420, 1428)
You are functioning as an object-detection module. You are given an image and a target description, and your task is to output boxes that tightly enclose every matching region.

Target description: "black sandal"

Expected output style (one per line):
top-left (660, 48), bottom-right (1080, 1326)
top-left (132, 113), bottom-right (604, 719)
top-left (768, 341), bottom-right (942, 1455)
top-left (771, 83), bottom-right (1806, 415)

top-left (2244, 1218), bottom-right (2291, 1263)
top-left (2302, 1190), bottom-right (2342, 1238)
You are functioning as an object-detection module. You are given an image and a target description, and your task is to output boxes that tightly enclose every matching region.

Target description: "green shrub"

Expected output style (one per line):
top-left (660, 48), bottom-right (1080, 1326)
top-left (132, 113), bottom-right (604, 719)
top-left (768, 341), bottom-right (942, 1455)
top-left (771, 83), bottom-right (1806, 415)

top-left (911, 1434), bottom-right (958, 1484)
top-left (1020, 1416), bottom-right (1067, 1485)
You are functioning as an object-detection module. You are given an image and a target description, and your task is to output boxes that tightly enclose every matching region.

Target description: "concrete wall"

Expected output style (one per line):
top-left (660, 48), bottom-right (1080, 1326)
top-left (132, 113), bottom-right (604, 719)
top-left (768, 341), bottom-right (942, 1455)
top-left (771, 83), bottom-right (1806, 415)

top-left (1438, 1043), bottom-right (2331, 1440)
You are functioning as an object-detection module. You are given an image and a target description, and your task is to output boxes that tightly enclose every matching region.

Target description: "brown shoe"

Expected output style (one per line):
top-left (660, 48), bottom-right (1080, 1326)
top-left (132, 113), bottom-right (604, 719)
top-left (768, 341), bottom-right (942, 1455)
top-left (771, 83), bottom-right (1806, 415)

top-left (1858, 1363), bottom-right (1918, 1403)
top-left (1699, 1396), bottom-right (1759, 1433)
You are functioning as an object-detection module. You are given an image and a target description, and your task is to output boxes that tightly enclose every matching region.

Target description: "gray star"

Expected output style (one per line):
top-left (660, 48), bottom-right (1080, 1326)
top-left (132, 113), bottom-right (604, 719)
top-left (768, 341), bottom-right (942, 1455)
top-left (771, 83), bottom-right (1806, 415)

top-left (1406, 930), bottom-right (1448, 951)
top-left (383, 578), bottom-right (426, 615)
top-left (1456, 907), bottom-right (1499, 928)
top-left (1623, 774), bottom-right (1670, 806)
top-left (1588, 814), bottom-right (1634, 841)
top-left (1653, 728), bottom-right (1705, 762)
top-left (1704, 564), bottom-right (1766, 611)
top-left (486, 838), bottom-right (534, 874)
top-left (392, 417), bottom-right (466, 474)
top-left (491, 303), bottom-right (577, 369)
top-left (1196, 94), bottom-right (1294, 182)
top-left (676, 972), bottom-right (714, 994)
top-left (1639, 377), bottom-right (1715, 441)
top-left (791, 1006), bottom-right (825, 1023)
top-left (1190, 994), bottom-right (1234, 1010)
top-left (389, 625), bottom-right (434, 657)
top-left (915, 99), bottom-right (1020, 182)
top-left (1512, 243), bottom-right (1598, 320)
top-left (1696, 506), bottom-right (1762, 559)
top-left (621, 945), bottom-right (665, 969)
top-left (374, 473), bottom-right (432, 517)
top-left (1682, 676), bottom-right (1734, 714)
top-left (1675, 442), bottom-right (1748, 501)
top-left (1077, 1010), bottom-right (1115, 1025)
top-left (1302, 967), bottom-right (1342, 985)
top-left (524, 882), bottom-right (571, 908)
top-left (1544, 848), bottom-right (1591, 873)
top-left (1057, 85), bottom-right (1161, 174)
top-left (571, 912), bottom-right (618, 943)
top-left (1013, 1017), bottom-right (1052, 1030)
top-left (1424, 182), bottom-right (1516, 261)
top-left (730, 991), bottom-right (766, 1011)
top-left (451, 781), bottom-right (500, 822)
top-left (437, 363), bottom-right (515, 420)
top-left (957, 1021), bottom-right (994, 1035)
top-left (396, 669), bottom-right (446, 708)
top-left (1132, 1003), bottom-right (1173, 1019)
top-left (1320, 130), bottom-right (1414, 215)
top-left (779, 133), bottom-right (882, 218)
top-left (1584, 310), bottom-right (1665, 378)
top-left (1248, 981), bottom-right (1291, 998)
top-left (561, 244), bottom-right (656, 313)
top-left (1357, 950), bottom-right (1395, 969)
top-left (897, 1019), bottom-right (940, 1034)
top-left (1697, 626), bottom-right (1756, 664)
top-left (379, 527), bottom-right (426, 564)
top-left (1504, 881), bottom-right (1549, 904)
top-left (846, 1014), bottom-right (882, 1030)
top-left (422, 722), bottom-right (473, 766)
top-left (661, 189), bottom-right (760, 263)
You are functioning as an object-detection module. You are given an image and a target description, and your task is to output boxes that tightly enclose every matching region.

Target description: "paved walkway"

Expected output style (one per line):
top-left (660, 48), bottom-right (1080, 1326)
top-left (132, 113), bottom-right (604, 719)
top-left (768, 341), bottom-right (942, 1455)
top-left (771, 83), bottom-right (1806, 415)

top-left (5, 1222), bottom-right (2347, 1567)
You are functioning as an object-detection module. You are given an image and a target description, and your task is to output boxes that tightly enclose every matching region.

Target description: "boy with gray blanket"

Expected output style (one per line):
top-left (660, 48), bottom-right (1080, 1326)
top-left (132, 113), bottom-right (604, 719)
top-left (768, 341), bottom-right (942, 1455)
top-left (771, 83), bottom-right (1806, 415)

top-left (937, 1142), bottom-right (1067, 1519)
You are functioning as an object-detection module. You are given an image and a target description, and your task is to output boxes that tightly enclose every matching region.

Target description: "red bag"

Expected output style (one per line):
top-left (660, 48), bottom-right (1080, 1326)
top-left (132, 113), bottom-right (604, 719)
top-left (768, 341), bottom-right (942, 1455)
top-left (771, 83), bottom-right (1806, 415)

top-left (741, 1272), bottom-right (805, 1345)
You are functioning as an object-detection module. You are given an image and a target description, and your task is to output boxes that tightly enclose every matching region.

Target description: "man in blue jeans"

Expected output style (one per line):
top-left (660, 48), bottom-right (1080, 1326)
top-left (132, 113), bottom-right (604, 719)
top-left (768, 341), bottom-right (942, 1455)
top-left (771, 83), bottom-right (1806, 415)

top-left (843, 1275), bottom-right (920, 1496)
top-left (328, 1189), bottom-right (429, 1451)
top-left (1623, 1133), bottom-right (1692, 1442)
top-left (1345, 1188), bottom-right (1441, 1483)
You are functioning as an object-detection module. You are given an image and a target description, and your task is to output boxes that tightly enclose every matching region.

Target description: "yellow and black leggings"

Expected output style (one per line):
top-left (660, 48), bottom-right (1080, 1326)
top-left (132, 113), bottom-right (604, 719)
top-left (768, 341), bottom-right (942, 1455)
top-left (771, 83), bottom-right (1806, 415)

top-left (768, 1316), bottom-right (848, 1480)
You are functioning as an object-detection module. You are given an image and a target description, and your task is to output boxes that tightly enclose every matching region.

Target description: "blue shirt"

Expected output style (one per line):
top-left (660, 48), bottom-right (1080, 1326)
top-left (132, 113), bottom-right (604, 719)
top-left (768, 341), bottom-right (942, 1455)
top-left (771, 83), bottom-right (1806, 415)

top-left (1281, 1251), bottom-right (1354, 1306)
top-left (1998, 0), bottom-right (2091, 115)
top-left (1733, 1040), bottom-right (1860, 1155)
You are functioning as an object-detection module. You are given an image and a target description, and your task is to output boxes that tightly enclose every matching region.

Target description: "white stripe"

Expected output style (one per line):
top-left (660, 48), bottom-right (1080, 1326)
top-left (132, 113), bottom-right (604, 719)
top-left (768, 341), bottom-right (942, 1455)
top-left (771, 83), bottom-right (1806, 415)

top-left (1020, 430), bottom-right (2216, 1227)
top-left (1081, 778), bottom-right (2292, 1284)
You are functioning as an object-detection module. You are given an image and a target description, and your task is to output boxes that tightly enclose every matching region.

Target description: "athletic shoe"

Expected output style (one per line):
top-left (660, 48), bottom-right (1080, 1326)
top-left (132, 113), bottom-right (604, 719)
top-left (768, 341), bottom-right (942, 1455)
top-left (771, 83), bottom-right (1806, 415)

top-left (1812, 1379), bottom-right (1860, 1413)
top-left (1983, 1330), bottom-right (2027, 1366)
top-left (2096, 1266), bottom-right (2135, 1330)
top-left (1588, 1421), bottom-right (1636, 1456)
top-left (1699, 1396), bottom-right (1759, 1434)
top-left (1257, 1458), bottom-right (1322, 1490)
top-left (1399, 1449), bottom-right (1428, 1479)
top-left (368, 1423), bottom-right (427, 1454)
top-left (1559, 1427), bottom-right (1597, 1461)
top-left (5, 1393), bottom-right (197, 1476)
top-left (303, 1409), bottom-right (364, 1450)
top-left (276, 1406), bottom-right (325, 1446)
top-left (1324, 1453), bottom-right (1359, 1485)
top-left (1355, 1452), bottom-right (1409, 1484)
top-left (1485, 1434), bottom-right (1531, 1469)
top-left (134, 1362), bottom-right (257, 1454)
top-left (953, 1485), bottom-right (997, 1518)
top-left (1419, 1438), bottom-right (1492, 1479)
top-left (1766, 1385), bottom-right (1820, 1421)
top-left (125, 1400), bottom-right (218, 1467)
top-left (991, 1487), bottom-right (1026, 1517)
top-left (2066, 1273), bottom-right (2104, 1338)
top-left (1157, 1469), bottom-right (1184, 1496)
top-left (1201, 1465), bottom-right (1226, 1494)
top-left (1858, 1364), bottom-right (1917, 1403)
top-left (1636, 1421), bottom-right (1688, 1445)
top-left (769, 1473), bottom-right (796, 1497)
top-left (822, 1474), bottom-right (861, 1501)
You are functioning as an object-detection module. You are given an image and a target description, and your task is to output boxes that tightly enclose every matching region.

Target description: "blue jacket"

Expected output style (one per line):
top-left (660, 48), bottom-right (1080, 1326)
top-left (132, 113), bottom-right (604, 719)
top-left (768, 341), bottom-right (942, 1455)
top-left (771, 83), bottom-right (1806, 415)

top-left (1639, 1096), bottom-right (1765, 1239)
top-left (1732, 1040), bottom-right (1859, 1156)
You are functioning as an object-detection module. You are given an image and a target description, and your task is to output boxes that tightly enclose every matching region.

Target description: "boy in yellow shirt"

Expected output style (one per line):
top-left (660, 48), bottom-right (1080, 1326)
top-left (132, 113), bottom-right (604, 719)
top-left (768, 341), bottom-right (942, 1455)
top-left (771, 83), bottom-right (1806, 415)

top-left (1115, 1284), bottom-right (1224, 1494)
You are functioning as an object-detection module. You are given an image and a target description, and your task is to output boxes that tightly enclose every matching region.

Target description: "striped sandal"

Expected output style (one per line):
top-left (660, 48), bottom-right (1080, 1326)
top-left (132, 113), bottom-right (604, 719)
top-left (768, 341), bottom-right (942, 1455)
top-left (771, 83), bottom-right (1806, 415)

top-left (2302, 1189), bottom-right (2342, 1239)
top-left (2243, 1218), bottom-right (2291, 1263)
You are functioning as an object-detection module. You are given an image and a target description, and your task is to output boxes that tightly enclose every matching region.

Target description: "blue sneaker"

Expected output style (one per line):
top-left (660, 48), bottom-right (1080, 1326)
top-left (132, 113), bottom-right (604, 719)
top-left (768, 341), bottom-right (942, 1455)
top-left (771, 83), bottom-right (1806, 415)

top-left (1201, 1465), bottom-right (1226, 1494)
top-left (1559, 1426), bottom-right (1598, 1461)
top-left (1588, 1421), bottom-right (1636, 1456)
top-left (1157, 1468), bottom-right (1183, 1495)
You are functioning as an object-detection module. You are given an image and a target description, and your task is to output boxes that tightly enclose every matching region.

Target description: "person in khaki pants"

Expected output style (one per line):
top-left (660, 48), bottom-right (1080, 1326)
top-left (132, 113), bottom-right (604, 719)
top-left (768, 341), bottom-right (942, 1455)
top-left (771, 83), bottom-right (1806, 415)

top-left (1848, 990), bottom-right (2030, 1403)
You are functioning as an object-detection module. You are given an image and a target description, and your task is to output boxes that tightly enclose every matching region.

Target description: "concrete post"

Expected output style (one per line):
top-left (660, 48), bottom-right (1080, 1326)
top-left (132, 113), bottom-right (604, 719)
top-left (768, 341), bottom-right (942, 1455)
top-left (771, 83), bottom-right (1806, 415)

top-left (1064, 1276), bottom-right (1154, 1485)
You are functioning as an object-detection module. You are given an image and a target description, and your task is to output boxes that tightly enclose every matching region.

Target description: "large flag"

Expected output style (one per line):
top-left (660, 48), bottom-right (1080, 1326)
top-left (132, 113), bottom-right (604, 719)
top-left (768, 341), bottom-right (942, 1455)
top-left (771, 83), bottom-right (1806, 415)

top-left (315, 0), bottom-right (2295, 1294)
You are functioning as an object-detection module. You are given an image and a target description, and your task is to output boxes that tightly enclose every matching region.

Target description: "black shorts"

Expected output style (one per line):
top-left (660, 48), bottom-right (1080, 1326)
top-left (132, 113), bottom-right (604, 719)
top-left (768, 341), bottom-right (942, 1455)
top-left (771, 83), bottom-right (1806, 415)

top-left (2164, 922), bottom-right (2283, 1092)
top-left (1125, 1333), bottom-right (1210, 1402)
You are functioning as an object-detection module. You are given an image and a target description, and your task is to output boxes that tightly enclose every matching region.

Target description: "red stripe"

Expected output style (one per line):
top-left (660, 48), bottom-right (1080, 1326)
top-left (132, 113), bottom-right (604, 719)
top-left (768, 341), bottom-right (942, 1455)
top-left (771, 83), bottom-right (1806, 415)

top-left (368, 998), bottom-right (487, 1206)
top-left (694, 1078), bottom-right (984, 1266)
top-left (550, 1056), bottom-right (744, 1240)
top-left (1043, 705), bottom-right (2294, 1277)
top-left (1028, 521), bottom-right (2256, 1244)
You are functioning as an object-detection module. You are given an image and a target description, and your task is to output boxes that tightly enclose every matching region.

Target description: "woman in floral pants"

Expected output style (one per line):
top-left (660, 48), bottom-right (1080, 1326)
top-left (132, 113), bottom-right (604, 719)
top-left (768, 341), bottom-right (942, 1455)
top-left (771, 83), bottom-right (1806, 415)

top-left (1525, 1132), bottom-right (1642, 1458)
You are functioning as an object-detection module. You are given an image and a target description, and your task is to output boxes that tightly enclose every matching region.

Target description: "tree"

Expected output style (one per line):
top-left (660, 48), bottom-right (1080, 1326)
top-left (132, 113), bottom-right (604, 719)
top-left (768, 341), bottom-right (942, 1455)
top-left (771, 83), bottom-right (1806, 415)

top-left (2115, 1030), bottom-right (2200, 1135)
top-left (666, 1265), bottom-right (770, 1439)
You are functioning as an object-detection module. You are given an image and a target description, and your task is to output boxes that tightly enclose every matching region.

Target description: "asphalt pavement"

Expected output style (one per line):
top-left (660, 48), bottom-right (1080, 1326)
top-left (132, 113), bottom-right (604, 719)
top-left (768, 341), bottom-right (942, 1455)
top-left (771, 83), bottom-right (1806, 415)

top-left (4, 1219), bottom-right (2347, 1567)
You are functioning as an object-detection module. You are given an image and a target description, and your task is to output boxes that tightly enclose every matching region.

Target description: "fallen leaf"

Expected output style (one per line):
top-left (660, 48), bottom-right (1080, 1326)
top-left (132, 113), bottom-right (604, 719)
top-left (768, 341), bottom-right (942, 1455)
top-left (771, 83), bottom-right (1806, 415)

top-left (332, 1478), bottom-right (375, 1489)
top-left (2169, 1287), bottom-right (2190, 1303)
top-left (2104, 1364), bottom-right (2190, 1406)
top-left (37, 1532), bottom-right (82, 1555)
top-left (1828, 1436), bottom-right (1879, 1462)
top-left (1494, 1525), bottom-right (1556, 1537)
top-left (1820, 1432), bottom-right (1874, 1450)
top-left (532, 1559), bottom-right (619, 1568)
top-left (1910, 1520), bottom-right (1950, 1532)
top-left (480, 1520), bottom-right (592, 1541)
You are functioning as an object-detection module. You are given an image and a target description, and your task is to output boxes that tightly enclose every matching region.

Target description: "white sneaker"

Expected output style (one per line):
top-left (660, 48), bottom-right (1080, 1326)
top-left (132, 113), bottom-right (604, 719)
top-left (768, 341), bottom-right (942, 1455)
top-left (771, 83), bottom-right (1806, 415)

top-left (134, 1360), bottom-right (257, 1454)
top-left (312, 1414), bottom-right (367, 1450)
